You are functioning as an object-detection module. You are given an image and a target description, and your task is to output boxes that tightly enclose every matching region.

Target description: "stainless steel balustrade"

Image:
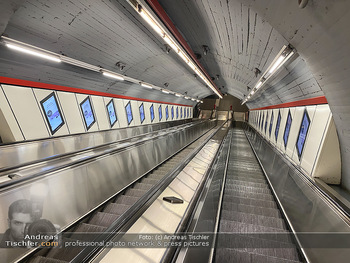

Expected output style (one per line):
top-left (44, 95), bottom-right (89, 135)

top-left (0, 120), bottom-right (215, 263)
top-left (0, 119), bottom-right (192, 172)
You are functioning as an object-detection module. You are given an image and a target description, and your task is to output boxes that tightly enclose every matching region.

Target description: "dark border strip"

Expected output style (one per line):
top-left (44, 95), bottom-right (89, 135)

top-left (0, 76), bottom-right (191, 107)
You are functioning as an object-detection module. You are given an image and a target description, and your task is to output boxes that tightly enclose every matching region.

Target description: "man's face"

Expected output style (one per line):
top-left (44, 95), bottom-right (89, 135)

top-left (8, 212), bottom-right (33, 241)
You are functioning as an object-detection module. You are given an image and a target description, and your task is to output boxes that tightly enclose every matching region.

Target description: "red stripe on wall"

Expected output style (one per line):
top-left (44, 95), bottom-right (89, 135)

top-left (0, 76), bottom-right (192, 107)
top-left (145, 0), bottom-right (222, 97)
top-left (250, 96), bottom-right (328, 111)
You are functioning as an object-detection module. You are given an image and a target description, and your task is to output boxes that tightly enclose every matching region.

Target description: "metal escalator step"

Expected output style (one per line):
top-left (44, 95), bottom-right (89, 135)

top-left (225, 184), bottom-right (272, 195)
top-left (132, 183), bottom-right (153, 191)
top-left (227, 170), bottom-right (264, 178)
top-left (220, 210), bottom-right (287, 230)
top-left (45, 247), bottom-right (83, 262)
top-left (104, 203), bottom-right (130, 214)
top-left (29, 256), bottom-right (69, 263)
top-left (222, 202), bottom-right (281, 218)
top-left (226, 179), bottom-right (269, 188)
top-left (222, 195), bottom-right (278, 209)
top-left (74, 223), bottom-right (107, 234)
top-left (215, 248), bottom-right (302, 263)
top-left (88, 212), bottom-right (120, 227)
top-left (124, 188), bottom-right (148, 198)
top-left (224, 189), bottom-right (275, 201)
top-left (142, 178), bottom-right (159, 185)
top-left (226, 175), bottom-right (266, 184)
top-left (216, 235), bottom-right (300, 261)
top-left (147, 173), bottom-right (165, 179)
top-left (114, 195), bottom-right (139, 205)
top-left (219, 220), bottom-right (294, 244)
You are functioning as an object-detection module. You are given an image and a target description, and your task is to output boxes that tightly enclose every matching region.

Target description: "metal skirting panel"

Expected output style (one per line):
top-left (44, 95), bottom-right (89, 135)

top-left (0, 120), bottom-right (214, 263)
top-left (245, 124), bottom-right (350, 263)
top-left (0, 119), bottom-right (191, 171)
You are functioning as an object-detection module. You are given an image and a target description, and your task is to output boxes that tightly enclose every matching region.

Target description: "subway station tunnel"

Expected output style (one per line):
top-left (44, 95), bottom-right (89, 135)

top-left (0, 0), bottom-right (349, 262)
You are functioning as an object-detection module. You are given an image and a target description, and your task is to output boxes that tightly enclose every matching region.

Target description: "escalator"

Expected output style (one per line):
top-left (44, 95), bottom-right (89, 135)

top-left (24, 123), bottom-right (219, 263)
top-left (214, 128), bottom-right (303, 262)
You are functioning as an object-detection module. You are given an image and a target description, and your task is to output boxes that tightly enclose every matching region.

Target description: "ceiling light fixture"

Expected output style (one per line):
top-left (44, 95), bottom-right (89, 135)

top-left (134, 3), bottom-right (223, 99)
top-left (101, 70), bottom-right (125, 81)
top-left (3, 39), bottom-right (61, 63)
top-left (162, 89), bottom-right (170, 94)
top-left (242, 45), bottom-right (295, 104)
top-left (141, 82), bottom-right (153, 89)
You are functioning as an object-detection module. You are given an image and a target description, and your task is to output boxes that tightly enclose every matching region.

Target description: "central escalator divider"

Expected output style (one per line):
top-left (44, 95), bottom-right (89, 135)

top-left (215, 128), bottom-right (303, 263)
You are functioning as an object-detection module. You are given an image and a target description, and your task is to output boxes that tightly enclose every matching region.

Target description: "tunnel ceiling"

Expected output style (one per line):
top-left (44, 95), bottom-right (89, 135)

top-left (0, 0), bottom-right (325, 108)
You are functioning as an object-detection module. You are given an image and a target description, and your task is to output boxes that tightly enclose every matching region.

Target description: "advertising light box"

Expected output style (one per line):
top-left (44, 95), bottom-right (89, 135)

top-left (166, 106), bottom-right (169, 120)
top-left (275, 111), bottom-right (281, 141)
top-left (181, 108), bottom-right (183, 118)
top-left (269, 112), bottom-right (274, 137)
top-left (80, 96), bottom-right (95, 130)
top-left (158, 105), bottom-right (162, 121)
top-left (283, 110), bottom-right (292, 148)
top-left (150, 104), bottom-right (155, 122)
top-left (125, 101), bottom-right (133, 125)
top-left (106, 99), bottom-right (117, 127)
top-left (139, 103), bottom-right (145, 124)
top-left (40, 92), bottom-right (65, 135)
top-left (176, 107), bottom-right (179, 119)
top-left (171, 106), bottom-right (174, 120)
top-left (265, 113), bottom-right (268, 133)
top-left (296, 110), bottom-right (311, 159)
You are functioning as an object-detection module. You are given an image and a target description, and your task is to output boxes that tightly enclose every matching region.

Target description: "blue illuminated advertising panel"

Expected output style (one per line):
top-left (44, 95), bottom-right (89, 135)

top-left (275, 111), bottom-right (281, 141)
top-left (269, 112), bottom-right (274, 137)
top-left (265, 113), bottom-right (268, 133)
top-left (283, 110), bottom-right (292, 148)
top-left (40, 92), bottom-right (65, 135)
top-left (176, 107), bottom-right (179, 119)
top-left (125, 101), bottom-right (133, 125)
top-left (106, 99), bottom-right (117, 127)
top-left (166, 106), bottom-right (169, 120)
top-left (150, 104), bottom-right (155, 122)
top-left (139, 103), bottom-right (145, 124)
top-left (296, 110), bottom-right (311, 159)
top-left (80, 96), bottom-right (96, 130)
top-left (158, 105), bottom-right (162, 121)
top-left (171, 106), bottom-right (174, 120)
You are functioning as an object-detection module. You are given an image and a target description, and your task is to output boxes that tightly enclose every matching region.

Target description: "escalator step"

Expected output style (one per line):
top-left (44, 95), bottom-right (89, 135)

top-left (29, 256), bottom-right (69, 263)
top-left (220, 210), bottom-right (287, 230)
top-left (222, 203), bottom-right (281, 218)
top-left (147, 173), bottom-right (165, 179)
top-left (222, 195), bottom-right (278, 209)
top-left (132, 183), bottom-right (153, 191)
top-left (142, 178), bottom-right (159, 185)
top-left (226, 175), bottom-right (266, 184)
top-left (88, 212), bottom-right (120, 227)
top-left (226, 179), bottom-right (269, 188)
top-left (215, 248), bottom-right (302, 263)
top-left (219, 220), bottom-right (294, 244)
top-left (104, 203), bottom-right (130, 214)
top-left (124, 188), bottom-right (148, 198)
top-left (216, 235), bottom-right (300, 261)
top-left (224, 189), bottom-right (275, 201)
top-left (225, 184), bottom-right (272, 195)
top-left (45, 247), bottom-right (83, 262)
top-left (114, 195), bottom-right (139, 205)
top-left (74, 223), bottom-right (107, 234)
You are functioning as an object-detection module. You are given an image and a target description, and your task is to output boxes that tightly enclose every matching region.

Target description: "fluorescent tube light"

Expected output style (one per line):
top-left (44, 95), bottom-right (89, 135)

top-left (162, 89), bottom-right (170, 94)
top-left (268, 55), bottom-right (285, 74)
top-left (141, 82), bottom-right (153, 89)
top-left (175, 93), bottom-right (182, 97)
top-left (139, 9), bottom-right (164, 37)
top-left (6, 43), bottom-right (61, 62)
top-left (178, 51), bottom-right (189, 63)
top-left (256, 81), bottom-right (263, 89)
top-left (102, 71), bottom-right (124, 81)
